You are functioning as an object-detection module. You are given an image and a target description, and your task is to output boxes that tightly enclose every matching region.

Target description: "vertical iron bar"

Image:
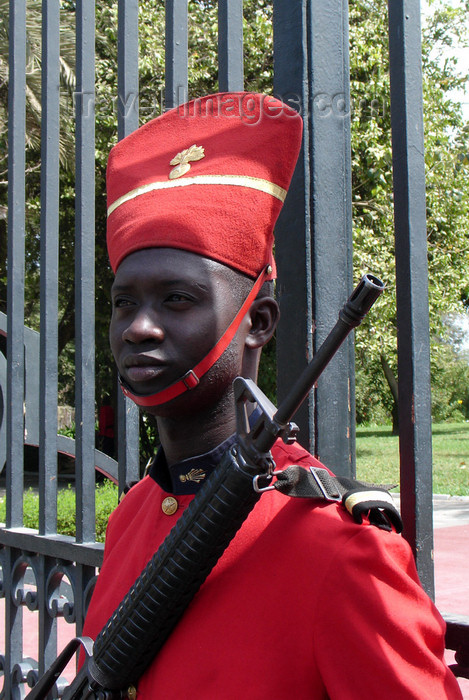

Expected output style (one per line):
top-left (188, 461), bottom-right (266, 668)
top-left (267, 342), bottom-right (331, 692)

top-left (3, 549), bottom-right (22, 700)
top-left (165, 0), bottom-right (188, 109)
top-left (117, 0), bottom-right (139, 140)
top-left (273, 0), bottom-right (314, 452)
top-left (116, 0), bottom-right (140, 492)
top-left (307, 0), bottom-right (355, 477)
top-left (24, 326), bottom-right (40, 446)
top-left (75, 0), bottom-right (96, 544)
top-left (75, 564), bottom-right (97, 636)
top-left (117, 394), bottom-right (140, 491)
top-left (274, 0), bottom-right (355, 476)
top-left (6, 3), bottom-right (26, 692)
top-left (37, 557), bottom-right (55, 678)
top-left (218, 0), bottom-right (244, 92)
top-left (6, 0), bottom-right (26, 529)
top-left (388, 0), bottom-right (434, 596)
top-left (39, 0), bottom-right (60, 536)
top-left (37, 0), bottom-right (61, 674)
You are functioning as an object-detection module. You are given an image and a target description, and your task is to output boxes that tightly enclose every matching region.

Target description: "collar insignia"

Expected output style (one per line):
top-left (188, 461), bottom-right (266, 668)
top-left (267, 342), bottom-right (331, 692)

top-left (169, 144), bottom-right (205, 180)
top-left (179, 468), bottom-right (206, 484)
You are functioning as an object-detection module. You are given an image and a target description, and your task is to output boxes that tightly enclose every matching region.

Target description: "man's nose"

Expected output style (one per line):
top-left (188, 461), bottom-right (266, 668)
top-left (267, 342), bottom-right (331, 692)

top-left (121, 307), bottom-right (165, 344)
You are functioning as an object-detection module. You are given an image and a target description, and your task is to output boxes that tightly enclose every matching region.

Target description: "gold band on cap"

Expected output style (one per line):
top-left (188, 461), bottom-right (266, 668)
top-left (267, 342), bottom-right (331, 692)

top-left (107, 174), bottom-right (287, 217)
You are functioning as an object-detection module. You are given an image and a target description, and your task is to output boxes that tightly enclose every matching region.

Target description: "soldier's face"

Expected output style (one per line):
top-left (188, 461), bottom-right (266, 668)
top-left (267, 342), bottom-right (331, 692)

top-left (110, 247), bottom-right (249, 414)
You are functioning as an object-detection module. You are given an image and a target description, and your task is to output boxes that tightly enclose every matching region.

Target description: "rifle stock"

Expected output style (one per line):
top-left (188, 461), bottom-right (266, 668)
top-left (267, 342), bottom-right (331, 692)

top-left (27, 273), bottom-right (384, 699)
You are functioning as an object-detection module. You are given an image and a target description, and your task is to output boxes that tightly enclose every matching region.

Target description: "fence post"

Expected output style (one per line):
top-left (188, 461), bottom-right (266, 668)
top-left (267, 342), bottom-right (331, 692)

top-left (4, 2), bottom-right (27, 691)
top-left (75, 0), bottom-right (96, 544)
top-left (116, 0), bottom-right (140, 492)
top-left (388, 0), bottom-right (434, 596)
top-left (165, 0), bottom-right (188, 109)
top-left (218, 0), bottom-right (243, 92)
top-left (274, 0), bottom-right (355, 476)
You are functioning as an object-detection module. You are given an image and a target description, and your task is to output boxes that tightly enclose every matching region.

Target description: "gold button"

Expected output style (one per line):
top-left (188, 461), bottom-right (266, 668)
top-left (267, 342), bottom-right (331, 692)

top-left (162, 496), bottom-right (178, 515)
top-left (127, 686), bottom-right (137, 700)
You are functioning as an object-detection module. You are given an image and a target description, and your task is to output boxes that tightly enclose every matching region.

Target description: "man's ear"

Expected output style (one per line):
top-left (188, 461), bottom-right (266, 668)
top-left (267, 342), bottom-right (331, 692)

top-left (245, 297), bottom-right (280, 349)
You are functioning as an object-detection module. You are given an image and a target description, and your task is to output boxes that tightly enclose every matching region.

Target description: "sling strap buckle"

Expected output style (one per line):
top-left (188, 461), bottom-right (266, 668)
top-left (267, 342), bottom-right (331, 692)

top-left (309, 467), bottom-right (342, 502)
top-left (253, 470), bottom-right (283, 493)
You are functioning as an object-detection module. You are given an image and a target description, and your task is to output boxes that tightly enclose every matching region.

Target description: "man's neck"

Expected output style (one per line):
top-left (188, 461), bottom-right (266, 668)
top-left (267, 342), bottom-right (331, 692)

top-left (156, 394), bottom-right (237, 466)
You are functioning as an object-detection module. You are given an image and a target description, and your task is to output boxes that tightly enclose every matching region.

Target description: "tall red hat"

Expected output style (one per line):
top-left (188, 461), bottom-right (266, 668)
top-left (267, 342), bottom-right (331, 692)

top-left (106, 92), bottom-right (303, 278)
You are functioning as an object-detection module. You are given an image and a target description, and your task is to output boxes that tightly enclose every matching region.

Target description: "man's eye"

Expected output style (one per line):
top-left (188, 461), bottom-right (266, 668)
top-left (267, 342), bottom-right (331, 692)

top-left (113, 297), bottom-right (134, 308)
top-left (166, 293), bottom-right (192, 303)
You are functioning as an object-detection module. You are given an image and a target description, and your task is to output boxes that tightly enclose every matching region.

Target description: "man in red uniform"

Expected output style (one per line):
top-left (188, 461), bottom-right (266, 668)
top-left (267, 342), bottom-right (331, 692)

top-left (83, 92), bottom-right (462, 698)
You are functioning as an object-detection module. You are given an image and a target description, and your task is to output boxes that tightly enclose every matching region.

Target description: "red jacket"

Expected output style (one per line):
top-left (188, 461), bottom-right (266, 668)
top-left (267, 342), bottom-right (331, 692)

top-left (83, 439), bottom-right (461, 699)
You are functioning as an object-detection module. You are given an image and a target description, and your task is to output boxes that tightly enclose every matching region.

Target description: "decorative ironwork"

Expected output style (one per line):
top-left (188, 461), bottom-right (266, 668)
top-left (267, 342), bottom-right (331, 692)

top-left (46, 563), bottom-right (76, 622)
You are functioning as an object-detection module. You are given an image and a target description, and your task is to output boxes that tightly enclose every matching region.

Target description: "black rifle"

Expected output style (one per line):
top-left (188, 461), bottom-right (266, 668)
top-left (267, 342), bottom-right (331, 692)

top-left (26, 274), bottom-right (384, 700)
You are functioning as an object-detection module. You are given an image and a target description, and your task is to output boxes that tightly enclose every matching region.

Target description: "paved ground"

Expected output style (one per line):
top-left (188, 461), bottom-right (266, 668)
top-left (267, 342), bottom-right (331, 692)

top-left (1, 492), bottom-right (468, 695)
top-left (432, 495), bottom-right (469, 698)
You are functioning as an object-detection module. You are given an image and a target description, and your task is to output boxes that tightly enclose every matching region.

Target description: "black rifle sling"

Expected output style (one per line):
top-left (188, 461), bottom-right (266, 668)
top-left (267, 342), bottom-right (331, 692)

top-left (272, 465), bottom-right (403, 533)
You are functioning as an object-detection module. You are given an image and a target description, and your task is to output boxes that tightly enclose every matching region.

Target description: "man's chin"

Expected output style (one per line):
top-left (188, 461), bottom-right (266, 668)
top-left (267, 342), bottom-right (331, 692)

top-left (120, 374), bottom-right (188, 410)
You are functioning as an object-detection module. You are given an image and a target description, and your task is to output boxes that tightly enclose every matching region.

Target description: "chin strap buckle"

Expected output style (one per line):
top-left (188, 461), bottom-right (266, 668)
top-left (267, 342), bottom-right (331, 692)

top-left (182, 370), bottom-right (200, 390)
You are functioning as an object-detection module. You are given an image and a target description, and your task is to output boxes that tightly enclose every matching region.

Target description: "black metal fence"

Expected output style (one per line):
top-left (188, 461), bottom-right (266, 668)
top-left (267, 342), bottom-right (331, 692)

top-left (0, 0), bottom-right (467, 696)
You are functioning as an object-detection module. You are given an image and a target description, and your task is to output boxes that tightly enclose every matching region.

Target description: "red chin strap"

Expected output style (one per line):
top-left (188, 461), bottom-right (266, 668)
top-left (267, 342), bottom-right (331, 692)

top-left (119, 266), bottom-right (271, 408)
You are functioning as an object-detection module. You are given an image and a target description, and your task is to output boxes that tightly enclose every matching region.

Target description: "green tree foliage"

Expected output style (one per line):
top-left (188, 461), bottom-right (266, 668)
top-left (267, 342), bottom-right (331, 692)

top-left (0, 0), bottom-right (76, 322)
top-left (431, 345), bottom-right (469, 422)
top-left (349, 0), bottom-right (469, 426)
top-left (0, 0), bottom-right (76, 165)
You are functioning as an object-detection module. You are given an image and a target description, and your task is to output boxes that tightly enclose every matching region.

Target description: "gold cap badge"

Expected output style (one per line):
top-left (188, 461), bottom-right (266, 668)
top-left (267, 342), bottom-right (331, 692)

top-left (169, 144), bottom-right (205, 180)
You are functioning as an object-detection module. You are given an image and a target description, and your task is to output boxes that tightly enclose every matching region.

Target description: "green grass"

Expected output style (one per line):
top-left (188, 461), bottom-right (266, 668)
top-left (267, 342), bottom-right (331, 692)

top-left (356, 421), bottom-right (469, 496)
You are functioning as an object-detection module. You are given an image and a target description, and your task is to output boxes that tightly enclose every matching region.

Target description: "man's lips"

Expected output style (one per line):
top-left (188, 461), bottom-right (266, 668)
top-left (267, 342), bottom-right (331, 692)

top-left (123, 355), bottom-right (168, 383)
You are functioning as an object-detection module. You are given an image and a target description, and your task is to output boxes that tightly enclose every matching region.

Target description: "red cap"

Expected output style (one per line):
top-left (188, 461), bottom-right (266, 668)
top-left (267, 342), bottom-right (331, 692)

top-left (106, 92), bottom-right (303, 278)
